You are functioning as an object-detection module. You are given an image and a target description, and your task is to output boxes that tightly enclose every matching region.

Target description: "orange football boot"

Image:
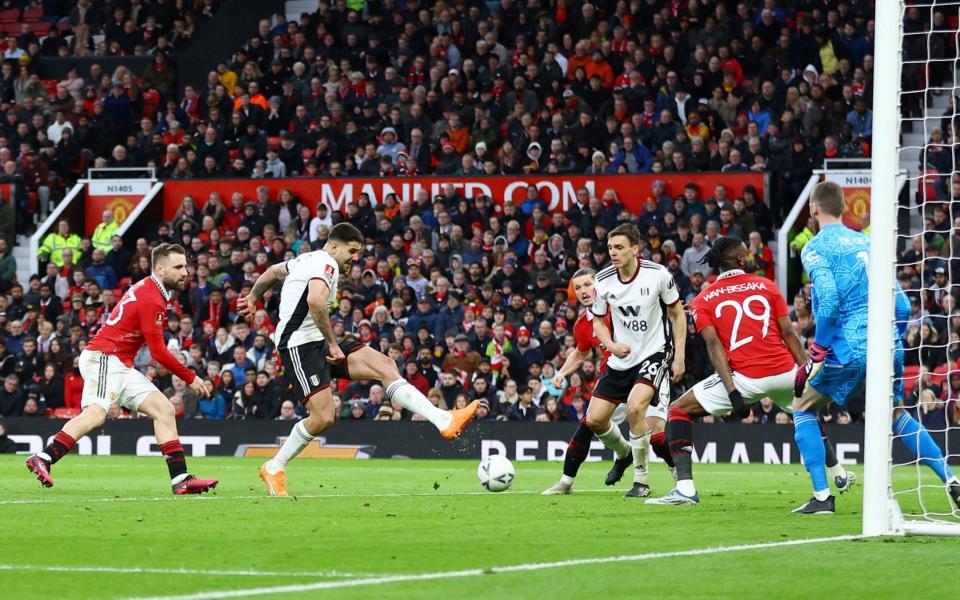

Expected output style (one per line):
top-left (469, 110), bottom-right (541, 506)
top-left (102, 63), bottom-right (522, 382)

top-left (440, 400), bottom-right (481, 439)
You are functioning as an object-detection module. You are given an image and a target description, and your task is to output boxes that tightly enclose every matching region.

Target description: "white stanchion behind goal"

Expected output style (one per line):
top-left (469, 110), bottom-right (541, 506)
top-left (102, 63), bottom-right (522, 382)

top-left (866, 0), bottom-right (960, 536)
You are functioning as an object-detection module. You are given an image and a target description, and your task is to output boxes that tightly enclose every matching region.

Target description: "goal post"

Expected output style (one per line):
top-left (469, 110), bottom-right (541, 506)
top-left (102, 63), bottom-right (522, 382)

top-left (862, 0), bottom-right (901, 538)
top-left (865, 1), bottom-right (960, 537)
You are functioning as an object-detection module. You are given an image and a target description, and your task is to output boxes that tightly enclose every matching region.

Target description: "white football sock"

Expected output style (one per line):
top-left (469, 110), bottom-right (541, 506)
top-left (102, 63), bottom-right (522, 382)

top-left (813, 489), bottom-right (831, 501)
top-left (386, 380), bottom-right (452, 430)
top-left (266, 420), bottom-right (313, 474)
top-left (630, 431), bottom-right (651, 485)
top-left (597, 422), bottom-right (631, 459)
top-left (560, 475), bottom-right (574, 486)
top-left (676, 479), bottom-right (696, 497)
top-left (827, 463), bottom-right (846, 480)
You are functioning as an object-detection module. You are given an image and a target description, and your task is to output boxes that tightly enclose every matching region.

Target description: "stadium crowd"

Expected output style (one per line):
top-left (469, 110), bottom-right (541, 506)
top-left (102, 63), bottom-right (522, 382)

top-left (0, 0), bottom-right (952, 430)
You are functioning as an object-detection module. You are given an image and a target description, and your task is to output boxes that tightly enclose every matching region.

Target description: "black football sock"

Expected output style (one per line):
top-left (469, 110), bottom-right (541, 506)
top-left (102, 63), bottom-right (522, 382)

top-left (562, 419), bottom-right (594, 479)
top-left (667, 407), bottom-right (695, 488)
top-left (651, 431), bottom-right (675, 468)
top-left (39, 431), bottom-right (76, 464)
top-left (160, 440), bottom-right (189, 484)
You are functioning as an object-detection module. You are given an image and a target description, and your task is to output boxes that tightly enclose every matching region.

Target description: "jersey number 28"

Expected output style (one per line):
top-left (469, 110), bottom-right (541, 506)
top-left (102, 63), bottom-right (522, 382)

top-left (715, 294), bottom-right (771, 352)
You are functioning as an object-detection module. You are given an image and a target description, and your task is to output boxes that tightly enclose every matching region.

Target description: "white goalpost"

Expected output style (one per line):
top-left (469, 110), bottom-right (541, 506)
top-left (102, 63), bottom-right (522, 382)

top-left (865, 0), bottom-right (960, 536)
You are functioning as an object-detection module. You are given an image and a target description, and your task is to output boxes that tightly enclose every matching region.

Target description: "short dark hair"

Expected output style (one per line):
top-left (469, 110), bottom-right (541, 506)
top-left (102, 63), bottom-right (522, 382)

top-left (810, 181), bottom-right (845, 217)
top-left (328, 222), bottom-right (364, 245)
top-left (151, 243), bottom-right (186, 267)
top-left (607, 223), bottom-right (642, 246)
top-left (700, 235), bottom-right (744, 270)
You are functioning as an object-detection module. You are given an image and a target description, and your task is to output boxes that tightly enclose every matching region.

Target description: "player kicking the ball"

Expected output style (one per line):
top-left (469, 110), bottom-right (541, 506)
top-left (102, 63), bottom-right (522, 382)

top-left (25, 244), bottom-right (218, 494)
top-left (589, 224), bottom-right (686, 498)
top-left (646, 236), bottom-right (852, 506)
top-left (792, 182), bottom-right (960, 514)
top-left (239, 223), bottom-right (479, 497)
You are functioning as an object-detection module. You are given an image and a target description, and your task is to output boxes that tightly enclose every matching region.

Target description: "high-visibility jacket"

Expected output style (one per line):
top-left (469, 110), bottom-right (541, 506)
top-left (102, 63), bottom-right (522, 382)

top-left (39, 231), bottom-right (82, 267)
top-left (92, 221), bottom-right (118, 253)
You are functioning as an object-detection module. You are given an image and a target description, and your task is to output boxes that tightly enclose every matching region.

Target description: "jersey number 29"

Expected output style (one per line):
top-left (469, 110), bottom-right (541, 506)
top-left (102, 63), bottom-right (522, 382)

top-left (715, 294), bottom-right (771, 352)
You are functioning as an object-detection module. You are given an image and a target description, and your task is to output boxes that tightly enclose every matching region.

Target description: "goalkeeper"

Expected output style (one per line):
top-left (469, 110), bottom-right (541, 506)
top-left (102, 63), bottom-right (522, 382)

top-left (792, 182), bottom-right (960, 514)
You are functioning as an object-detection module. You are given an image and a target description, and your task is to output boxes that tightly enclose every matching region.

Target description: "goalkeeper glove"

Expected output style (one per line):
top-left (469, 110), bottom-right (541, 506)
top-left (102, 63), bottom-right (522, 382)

top-left (729, 389), bottom-right (751, 419)
top-left (794, 343), bottom-right (829, 398)
top-left (807, 342), bottom-right (829, 363)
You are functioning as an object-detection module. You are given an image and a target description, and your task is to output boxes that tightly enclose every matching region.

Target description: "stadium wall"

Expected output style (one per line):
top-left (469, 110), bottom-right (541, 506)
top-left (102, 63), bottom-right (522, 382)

top-left (1, 419), bottom-right (941, 465)
top-left (161, 173), bottom-right (767, 221)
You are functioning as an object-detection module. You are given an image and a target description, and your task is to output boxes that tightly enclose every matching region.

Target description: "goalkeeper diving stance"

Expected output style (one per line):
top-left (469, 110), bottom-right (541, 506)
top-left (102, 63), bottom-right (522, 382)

top-left (793, 182), bottom-right (960, 514)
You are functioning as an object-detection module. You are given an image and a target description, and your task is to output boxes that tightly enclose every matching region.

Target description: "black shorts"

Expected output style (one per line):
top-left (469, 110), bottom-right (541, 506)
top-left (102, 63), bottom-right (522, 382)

top-left (592, 351), bottom-right (670, 405)
top-left (329, 338), bottom-right (367, 380)
top-left (281, 341), bottom-right (333, 404)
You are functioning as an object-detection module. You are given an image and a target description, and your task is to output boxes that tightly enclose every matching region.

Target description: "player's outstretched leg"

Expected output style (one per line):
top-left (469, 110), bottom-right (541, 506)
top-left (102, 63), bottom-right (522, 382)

top-left (140, 392), bottom-right (218, 494)
top-left (261, 387), bottom-right (336, 496)
top-left (542, 419), bottom-right (592, 495)
top-left (893, 409), bottom-right (960, 509)
top-left (26, 405), bottom-right (106, 487)
top-left (792, 410), bottom-right (834, 514)
top-left (647, 405), bottom-right (700, 506)
top-left (820, 421), bottom-right (855, 493)
top-left (348, 348), bottom-right (478, 439)
top-left (543, 399), bottom-right (628, 493)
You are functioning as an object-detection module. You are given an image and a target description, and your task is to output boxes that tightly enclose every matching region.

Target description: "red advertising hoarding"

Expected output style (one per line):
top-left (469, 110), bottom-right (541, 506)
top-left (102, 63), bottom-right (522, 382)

top-left (161, 173), bottom-right (766, 222)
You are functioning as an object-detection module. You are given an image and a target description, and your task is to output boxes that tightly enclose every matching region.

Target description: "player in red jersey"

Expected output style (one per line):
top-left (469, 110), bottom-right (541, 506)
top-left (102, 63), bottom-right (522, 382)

top-left (541, 268), bottom-right (637, 495)
top-left (647, 236), bottom-right (849, 505)
top-left (25, 244), bottom-right (218, 495)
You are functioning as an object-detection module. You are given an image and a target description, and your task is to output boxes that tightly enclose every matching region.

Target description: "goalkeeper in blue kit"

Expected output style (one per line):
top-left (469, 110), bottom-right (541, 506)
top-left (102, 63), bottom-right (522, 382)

top-left (792, 182), bottom-right (960, 514)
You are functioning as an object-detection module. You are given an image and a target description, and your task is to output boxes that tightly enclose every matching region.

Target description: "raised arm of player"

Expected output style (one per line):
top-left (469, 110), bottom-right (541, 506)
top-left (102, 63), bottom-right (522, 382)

top-left (138, 299), bottom-right (209, 397)
top-left (307, 278), bottom-right (344, 364)
top-left (666, 300), bottom-right (687, 382)
top-left (239, 261), bottom-right (289, 319)
top-left (554, 347), bottom-right (590, 388)
top-left (778, 315), bottom-right (808, 366)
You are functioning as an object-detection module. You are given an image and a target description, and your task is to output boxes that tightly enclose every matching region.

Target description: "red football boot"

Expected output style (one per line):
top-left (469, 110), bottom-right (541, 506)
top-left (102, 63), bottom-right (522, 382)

top-left (172, 475), bottom-right (219, 495)
top-left (25, 455), bottom-right (54, 488)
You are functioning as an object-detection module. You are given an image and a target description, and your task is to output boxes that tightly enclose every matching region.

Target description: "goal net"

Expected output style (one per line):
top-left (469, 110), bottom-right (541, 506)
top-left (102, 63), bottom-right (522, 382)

top-left (867, 0), bottom-right (960, 536)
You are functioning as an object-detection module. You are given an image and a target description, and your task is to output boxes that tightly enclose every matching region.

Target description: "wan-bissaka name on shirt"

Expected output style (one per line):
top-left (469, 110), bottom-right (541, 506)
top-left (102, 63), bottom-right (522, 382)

top-left (702, 280), bottom-right (768, 302)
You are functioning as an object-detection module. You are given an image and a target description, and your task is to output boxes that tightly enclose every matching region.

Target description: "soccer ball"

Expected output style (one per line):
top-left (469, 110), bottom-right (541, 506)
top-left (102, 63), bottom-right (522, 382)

top-left (477, 455), bottom-right (515, 492)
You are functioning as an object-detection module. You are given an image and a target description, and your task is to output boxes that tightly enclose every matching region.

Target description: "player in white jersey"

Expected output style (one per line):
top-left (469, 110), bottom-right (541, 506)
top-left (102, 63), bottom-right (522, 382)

top-left (590, 223), bottom-right (687, 497)
top-left (240, 222), bottom-right (479, 496)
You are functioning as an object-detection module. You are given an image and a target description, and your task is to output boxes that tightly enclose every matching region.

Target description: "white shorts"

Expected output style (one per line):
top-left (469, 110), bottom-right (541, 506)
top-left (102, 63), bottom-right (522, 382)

top-left (646, 374), bottom-right (670, 421)
top-left (691, 366), bottom-right (797, 417)
top-left (79, 349), bottom-right (157, 413)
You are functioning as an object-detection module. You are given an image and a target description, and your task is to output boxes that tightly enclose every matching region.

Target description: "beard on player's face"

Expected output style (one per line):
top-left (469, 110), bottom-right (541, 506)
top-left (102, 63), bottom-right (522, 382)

top-left (163, 272), bottom-right (189, 291)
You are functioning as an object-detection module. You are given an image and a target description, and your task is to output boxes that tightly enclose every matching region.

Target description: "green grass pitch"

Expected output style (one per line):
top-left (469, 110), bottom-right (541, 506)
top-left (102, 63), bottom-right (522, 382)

top-left (3, 456), bottom-right (960, 599)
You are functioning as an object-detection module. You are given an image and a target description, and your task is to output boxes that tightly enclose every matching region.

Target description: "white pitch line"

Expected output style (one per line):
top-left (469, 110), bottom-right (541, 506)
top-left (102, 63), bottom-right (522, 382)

top-left (0, 564), bottom-right (377, 579)
top-left (0, 488), bottom-right (620, 506)
top-left (128, 534), bottom-right (860, 600)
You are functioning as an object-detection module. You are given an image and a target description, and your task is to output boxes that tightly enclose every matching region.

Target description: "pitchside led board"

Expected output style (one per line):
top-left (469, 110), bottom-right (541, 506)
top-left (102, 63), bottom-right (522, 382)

top-left (160, 173), bottom-right (766, 222)
top-left (823, 171), bottom-right (871, 231)
top-left (85, 179), bottom-right (154, 236)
